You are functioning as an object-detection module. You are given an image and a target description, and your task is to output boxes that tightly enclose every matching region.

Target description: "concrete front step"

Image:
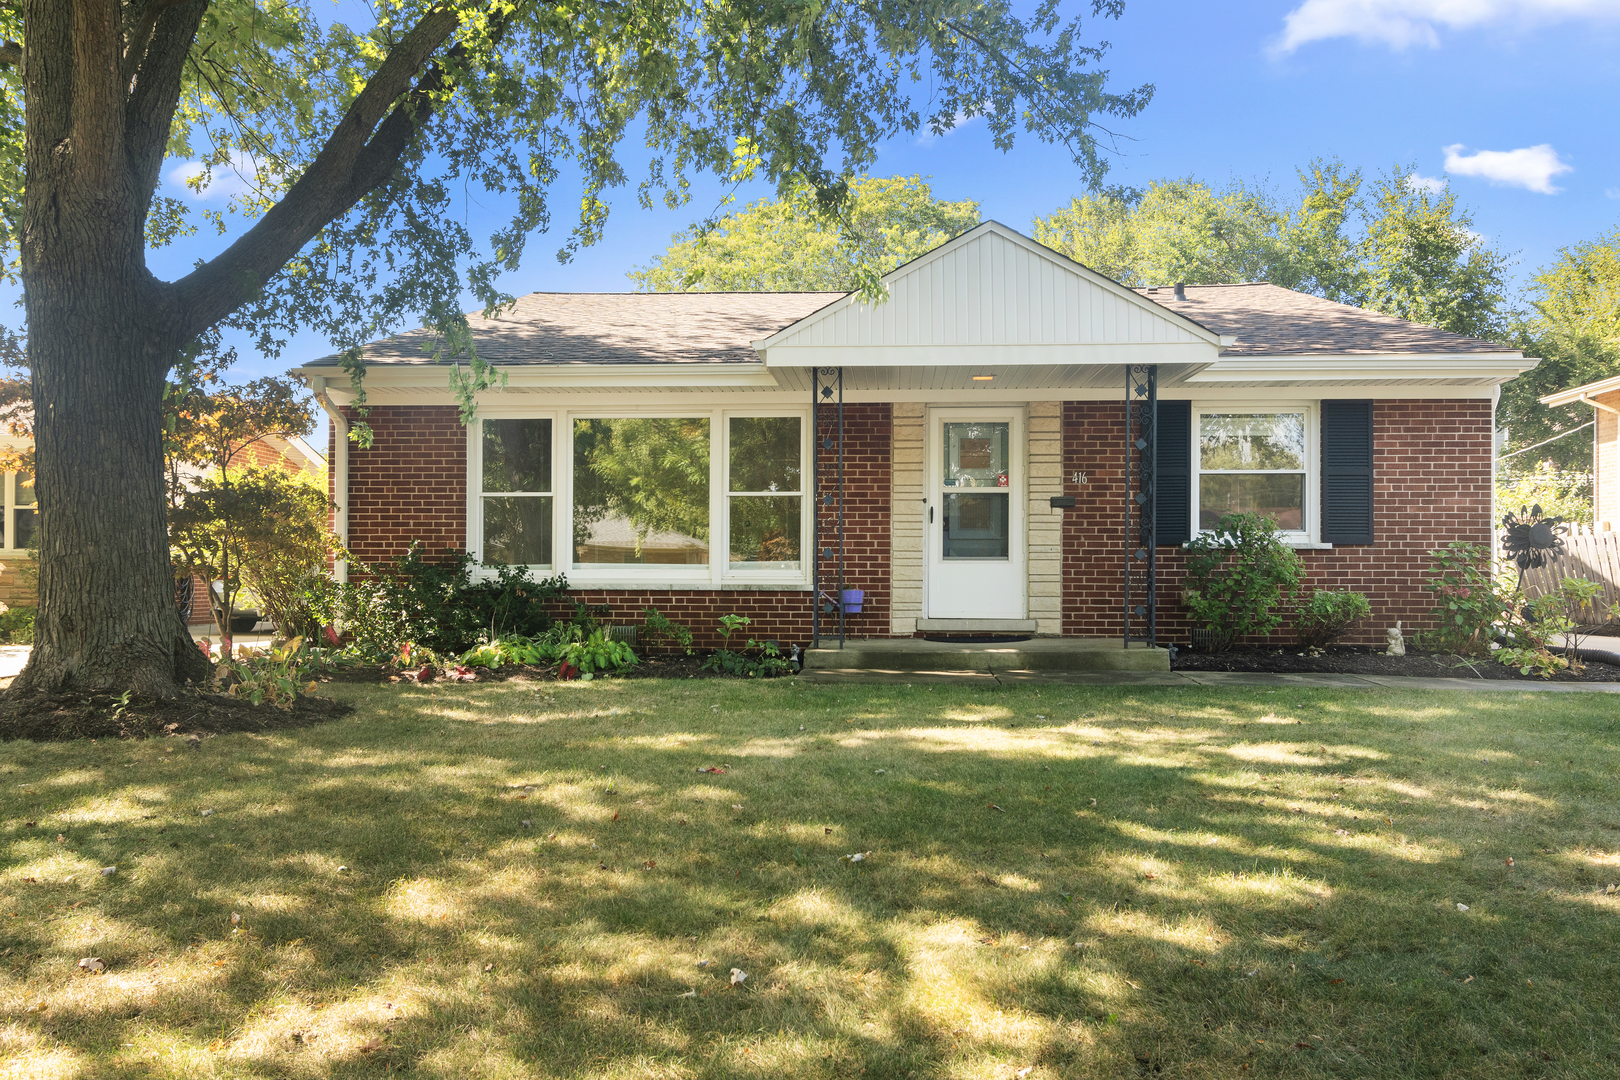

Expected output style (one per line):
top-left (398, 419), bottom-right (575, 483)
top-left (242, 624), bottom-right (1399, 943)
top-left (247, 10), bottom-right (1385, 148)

top-left (803, 637), bottom-right (1170, 672)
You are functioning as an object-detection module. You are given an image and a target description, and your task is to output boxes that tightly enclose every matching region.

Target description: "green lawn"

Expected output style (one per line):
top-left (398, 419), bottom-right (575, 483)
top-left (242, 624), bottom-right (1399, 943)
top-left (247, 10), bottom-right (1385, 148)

top-left (3, 678), bottom-right (1619, 1079)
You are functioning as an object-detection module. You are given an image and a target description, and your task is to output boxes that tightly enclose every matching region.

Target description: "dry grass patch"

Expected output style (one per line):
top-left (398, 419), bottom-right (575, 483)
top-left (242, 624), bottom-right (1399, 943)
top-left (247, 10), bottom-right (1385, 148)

top-left (1, 679), bottom-right (1618, 1077)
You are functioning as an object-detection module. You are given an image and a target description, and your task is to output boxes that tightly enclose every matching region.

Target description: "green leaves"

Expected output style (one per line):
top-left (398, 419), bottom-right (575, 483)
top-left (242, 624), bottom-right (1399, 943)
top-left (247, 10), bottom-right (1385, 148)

top-left (1497, 226), bottom-right (1620, 472)
top-left (1182, 513), bottom-right (1304, 650)
top-left (629, 174), bottom-right (981, 293)
top-left (1032, 159), bottom-right (1507, 336)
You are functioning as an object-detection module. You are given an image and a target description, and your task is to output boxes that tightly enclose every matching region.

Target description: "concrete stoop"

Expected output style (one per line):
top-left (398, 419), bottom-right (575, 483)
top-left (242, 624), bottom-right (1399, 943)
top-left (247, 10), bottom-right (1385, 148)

top-left (803, 637), bottom-right (1170, 673)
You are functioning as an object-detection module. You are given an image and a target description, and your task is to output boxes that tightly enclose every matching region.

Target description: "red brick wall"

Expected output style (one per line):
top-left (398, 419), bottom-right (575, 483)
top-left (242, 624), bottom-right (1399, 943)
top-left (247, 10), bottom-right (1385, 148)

top-left (1062, 399), bottom-right (1496, 645)
top-left (339, 405), bottom-right (468, 567)
top-left (333, 403), bottom-right (894, 646)
top-left (812, 403), bottom-right (892, 638)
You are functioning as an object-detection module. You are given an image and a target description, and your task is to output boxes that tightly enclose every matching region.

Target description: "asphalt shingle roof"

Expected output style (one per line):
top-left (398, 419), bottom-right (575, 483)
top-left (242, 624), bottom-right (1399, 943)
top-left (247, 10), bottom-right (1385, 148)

top-left (1135, 282), bottom-right (1510, 356)
top-left (303, 282), bottom-right (1512, 368)
top-left (308, 291), bottom-right (842, 366)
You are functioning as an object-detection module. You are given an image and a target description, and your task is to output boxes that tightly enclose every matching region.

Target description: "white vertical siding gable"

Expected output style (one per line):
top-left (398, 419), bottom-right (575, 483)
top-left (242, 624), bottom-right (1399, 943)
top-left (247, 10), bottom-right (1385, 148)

top-left (765, 223), bottom-right (1209, 351)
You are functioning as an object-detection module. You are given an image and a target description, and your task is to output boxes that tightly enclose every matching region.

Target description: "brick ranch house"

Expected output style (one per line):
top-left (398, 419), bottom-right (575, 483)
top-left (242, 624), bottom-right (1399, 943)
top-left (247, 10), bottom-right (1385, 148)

top-left (294, 222), bottom-right (1534, 651)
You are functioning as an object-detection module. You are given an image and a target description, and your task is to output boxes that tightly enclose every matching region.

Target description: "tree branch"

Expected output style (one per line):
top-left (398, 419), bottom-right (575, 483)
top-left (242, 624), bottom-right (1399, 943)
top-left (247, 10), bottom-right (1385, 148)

top-left (121, 0), bottom-right (191, 88)
top-left (124, 0), bottom-right (208, 246)
top-left (172, 6), bottom-right (464, 337)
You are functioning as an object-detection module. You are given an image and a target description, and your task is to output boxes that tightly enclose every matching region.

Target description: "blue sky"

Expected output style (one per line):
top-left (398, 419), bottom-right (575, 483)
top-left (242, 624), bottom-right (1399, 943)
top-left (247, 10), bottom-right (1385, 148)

top-left (11, 0), bottom-right (1620, 398)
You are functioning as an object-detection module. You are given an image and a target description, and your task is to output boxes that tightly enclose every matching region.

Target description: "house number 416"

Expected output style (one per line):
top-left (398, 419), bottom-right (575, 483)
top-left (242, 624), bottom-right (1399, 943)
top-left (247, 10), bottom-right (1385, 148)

top-left (1070, 472), bottom-right (1089, 485)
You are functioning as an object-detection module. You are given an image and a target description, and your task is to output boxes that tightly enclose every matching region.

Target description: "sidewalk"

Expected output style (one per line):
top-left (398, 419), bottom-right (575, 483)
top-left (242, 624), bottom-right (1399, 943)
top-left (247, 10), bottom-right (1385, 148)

top-left (798, 667), bottom-right (1620, 691)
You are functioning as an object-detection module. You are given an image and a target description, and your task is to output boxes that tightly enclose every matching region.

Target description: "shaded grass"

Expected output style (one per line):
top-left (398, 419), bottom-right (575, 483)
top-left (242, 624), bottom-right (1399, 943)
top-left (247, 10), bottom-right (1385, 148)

top-left (2, 678), bottom-right (1619, 1078)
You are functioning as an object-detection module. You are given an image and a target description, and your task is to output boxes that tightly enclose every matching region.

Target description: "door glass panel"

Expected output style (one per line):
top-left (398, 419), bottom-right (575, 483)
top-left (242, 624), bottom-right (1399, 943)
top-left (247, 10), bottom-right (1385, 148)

top-left (943, 492), bottom-right (1009, 559)
top-left (942, 423), bottom-right (1010, 488)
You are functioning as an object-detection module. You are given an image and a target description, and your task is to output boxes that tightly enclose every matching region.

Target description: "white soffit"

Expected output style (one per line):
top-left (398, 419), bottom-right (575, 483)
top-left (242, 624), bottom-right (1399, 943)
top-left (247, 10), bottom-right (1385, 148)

top-left (753, 221), bottom-right (1223, 368)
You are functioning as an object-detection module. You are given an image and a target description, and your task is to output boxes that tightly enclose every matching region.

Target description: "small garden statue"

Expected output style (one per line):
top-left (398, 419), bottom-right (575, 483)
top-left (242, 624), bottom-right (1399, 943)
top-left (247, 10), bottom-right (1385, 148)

top-left (1385, 622), bottom-right (1405, 657)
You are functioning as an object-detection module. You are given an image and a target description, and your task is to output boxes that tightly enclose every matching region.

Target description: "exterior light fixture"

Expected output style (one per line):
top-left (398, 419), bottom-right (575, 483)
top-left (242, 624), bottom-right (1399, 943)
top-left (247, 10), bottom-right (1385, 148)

top-left (971, 374), bottom-right (994, 381)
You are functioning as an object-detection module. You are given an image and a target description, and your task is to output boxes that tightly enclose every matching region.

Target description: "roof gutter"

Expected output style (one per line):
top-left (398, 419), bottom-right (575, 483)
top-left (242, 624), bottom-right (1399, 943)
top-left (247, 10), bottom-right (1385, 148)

top-left (1577, 391), bottom-right (1620, 418)
top-left (309, 378), bottom-right (349, 584)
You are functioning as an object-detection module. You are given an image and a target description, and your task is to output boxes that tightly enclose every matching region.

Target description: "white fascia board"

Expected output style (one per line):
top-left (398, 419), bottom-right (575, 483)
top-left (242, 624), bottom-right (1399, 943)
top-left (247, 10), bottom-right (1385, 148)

top-left (751, 220), bottom-right (1226, 351)
top-left (763, 341), bottom-right (1219, 368)
top-left (302, 363), bottom-right (779, 404)
top-left (1539, 370), bottom-right (1620, 406)
top-left (1184, 354), bottom-right (1534, 386)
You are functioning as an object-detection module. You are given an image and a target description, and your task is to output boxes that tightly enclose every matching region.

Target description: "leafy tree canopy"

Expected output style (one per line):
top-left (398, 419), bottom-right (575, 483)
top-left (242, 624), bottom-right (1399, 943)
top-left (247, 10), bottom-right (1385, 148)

top-left (1497, 227), bottom-right (1620, 472)
top-left (1033, 161), bottom-right (1509, 340)
top-left (2, 0), bottom-right (1152, 438)
top-left (629, 174), bottom-right (981, 292)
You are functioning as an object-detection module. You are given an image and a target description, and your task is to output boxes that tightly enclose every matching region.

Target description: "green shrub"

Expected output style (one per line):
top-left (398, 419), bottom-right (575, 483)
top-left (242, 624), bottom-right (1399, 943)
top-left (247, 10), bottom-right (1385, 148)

top-left (463, 625), bottom-right (587, 669)
top-left (1294, 590), bottom-right (1372, 649)
top-left (561, 629), bottom-right (638, 679)
top-left (1418, 542), bottom-right (1512, 657)
top-left (642, 607), bottom-right (694, 653)
top-left (1182, 513), bottom-right (1304, 651)
top-left (0, 605), bottom-right (35, 645)
top-left (215, 636), bottom-right (318, 707)
top-left (322, 543), bottom-right (570, 661)
top-left (701, 614), bottom-right (796, 678)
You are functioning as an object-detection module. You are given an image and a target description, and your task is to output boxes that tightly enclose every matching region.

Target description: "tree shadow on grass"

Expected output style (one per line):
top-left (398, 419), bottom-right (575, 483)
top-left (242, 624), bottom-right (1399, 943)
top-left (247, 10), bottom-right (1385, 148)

top-left (2, 682), bottom-right (1619, 1077)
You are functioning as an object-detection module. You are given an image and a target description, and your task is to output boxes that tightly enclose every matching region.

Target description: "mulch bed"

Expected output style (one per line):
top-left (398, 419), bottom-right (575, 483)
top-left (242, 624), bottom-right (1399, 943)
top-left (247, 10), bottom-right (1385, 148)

top-left (1171, 644), bottom-right (1620, 682)
top-left (0, 688), bottom-right (352, 742)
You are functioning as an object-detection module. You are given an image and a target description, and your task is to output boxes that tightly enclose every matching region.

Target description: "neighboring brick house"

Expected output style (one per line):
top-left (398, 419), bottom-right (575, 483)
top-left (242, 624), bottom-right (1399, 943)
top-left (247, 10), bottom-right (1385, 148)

top-left (294, 221), bottom-right (1532, 649)
top-left (1539, 376), bottom-right (1620, 533)
top-left (180, 433), bottom-right (327, 630)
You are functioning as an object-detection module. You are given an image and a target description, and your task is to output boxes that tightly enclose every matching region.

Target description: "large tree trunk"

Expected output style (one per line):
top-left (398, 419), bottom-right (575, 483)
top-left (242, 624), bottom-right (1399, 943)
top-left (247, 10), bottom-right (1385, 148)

top-left (7, 0), bottom-right (209, 699)
top-left (12, 277), bottom-right (209, 697)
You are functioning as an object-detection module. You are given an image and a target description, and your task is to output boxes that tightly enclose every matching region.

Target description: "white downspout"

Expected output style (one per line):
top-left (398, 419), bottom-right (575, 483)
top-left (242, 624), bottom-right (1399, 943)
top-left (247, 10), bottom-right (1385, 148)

top-left (310, 377), bottom-right (349, 584)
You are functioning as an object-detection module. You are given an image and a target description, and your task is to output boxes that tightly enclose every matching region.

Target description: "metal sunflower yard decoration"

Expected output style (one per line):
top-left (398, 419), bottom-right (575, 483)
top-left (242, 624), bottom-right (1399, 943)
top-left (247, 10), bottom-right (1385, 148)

top-left (1500, 505), bottom-right (1567, 581)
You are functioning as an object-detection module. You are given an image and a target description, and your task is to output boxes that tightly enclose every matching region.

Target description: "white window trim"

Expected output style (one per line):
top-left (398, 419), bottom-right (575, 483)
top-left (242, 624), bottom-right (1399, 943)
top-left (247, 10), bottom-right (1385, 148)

top-left (1191, 404), bottom-right (1319, 546)
top-left (2, 471), bottom-right (35, 555)
top-left (467, 405), bottom-right (813, 590)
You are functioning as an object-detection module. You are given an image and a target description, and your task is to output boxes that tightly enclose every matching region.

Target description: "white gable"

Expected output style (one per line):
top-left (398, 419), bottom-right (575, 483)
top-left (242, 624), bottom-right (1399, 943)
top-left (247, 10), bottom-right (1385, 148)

top-left (755, 221), bottom-right (1223, 368)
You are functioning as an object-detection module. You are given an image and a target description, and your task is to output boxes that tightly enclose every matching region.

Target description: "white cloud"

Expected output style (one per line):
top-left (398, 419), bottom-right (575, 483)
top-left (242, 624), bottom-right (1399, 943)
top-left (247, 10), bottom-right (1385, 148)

top-left (915, 107), bottom-right (983, 147)
top-left (165, 152), bottom-right (275, 202)
top-left (1607, 187), bottom-right (1620, 199)
top-left (1272, 0), bottom-right (1620, 54)
top-left (1406, 173), bottom-right (1447, 195)
top-left (1442, 143), bottom-right (1573, 193)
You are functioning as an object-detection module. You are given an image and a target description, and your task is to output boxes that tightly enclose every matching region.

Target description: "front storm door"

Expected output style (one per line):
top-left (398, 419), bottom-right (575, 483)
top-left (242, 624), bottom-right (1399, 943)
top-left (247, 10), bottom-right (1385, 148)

top-left (925, 409), bottom-right (1025, 619)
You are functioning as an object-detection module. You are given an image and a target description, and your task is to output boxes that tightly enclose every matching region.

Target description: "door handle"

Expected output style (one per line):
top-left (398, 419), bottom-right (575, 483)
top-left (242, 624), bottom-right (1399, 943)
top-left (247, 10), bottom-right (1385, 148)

top-left (929, 506), bottom-right (934, 523)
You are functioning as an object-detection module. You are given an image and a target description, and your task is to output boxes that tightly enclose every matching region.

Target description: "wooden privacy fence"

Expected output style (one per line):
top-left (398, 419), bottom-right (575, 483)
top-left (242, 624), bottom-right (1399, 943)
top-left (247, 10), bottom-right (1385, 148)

top-left (1519, 523), bottom-right (1620, 620)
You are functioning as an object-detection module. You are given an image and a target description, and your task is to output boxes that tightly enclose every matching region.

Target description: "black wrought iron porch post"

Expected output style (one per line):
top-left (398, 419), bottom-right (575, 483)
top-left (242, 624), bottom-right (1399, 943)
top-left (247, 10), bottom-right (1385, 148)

top-left (1124, 365), bottom-right (1158, 647)
top-left (837, 367), bottom-right (846, 649)
top-left (811, 367), bottom-right (821, 650)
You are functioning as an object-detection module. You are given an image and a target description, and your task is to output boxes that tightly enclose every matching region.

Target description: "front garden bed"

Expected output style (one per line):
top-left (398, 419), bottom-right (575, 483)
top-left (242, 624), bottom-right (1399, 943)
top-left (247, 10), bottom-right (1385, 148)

top-left (1171, 643), bottom-right (1620, 682)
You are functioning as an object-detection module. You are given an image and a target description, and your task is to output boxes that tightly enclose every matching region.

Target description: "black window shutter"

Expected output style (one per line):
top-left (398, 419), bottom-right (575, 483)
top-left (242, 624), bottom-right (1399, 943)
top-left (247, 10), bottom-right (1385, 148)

top-left (1321, 400), bottom-right (1374, 545)
top-left (1154, 400), bottom-right (1192, 546)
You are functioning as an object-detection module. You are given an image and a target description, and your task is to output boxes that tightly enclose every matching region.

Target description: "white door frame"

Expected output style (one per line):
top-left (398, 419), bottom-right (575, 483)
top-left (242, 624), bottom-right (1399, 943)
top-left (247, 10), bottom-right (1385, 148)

top-left (923, 406), bottom-right (1027, 620)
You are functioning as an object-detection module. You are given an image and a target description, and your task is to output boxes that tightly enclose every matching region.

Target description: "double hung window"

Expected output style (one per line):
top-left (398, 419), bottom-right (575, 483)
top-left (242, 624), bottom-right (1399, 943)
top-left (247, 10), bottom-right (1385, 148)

top-left (1194, 410), bottom-right (1311, 538)
top-left (727, 416), bottom-right (801, 570)
top-left (472, 409), bottom-right (808, 585)
top-left (0, 471), bottom-right (35, 552)
top-left (481, 419), bottom-right (555, 569)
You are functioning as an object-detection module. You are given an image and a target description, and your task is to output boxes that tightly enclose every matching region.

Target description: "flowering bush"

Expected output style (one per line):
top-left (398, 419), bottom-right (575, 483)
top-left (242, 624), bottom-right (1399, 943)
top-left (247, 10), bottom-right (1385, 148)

top-left (1419, 542), bottom-right (1512, 657)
